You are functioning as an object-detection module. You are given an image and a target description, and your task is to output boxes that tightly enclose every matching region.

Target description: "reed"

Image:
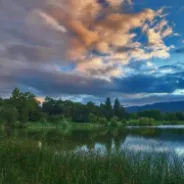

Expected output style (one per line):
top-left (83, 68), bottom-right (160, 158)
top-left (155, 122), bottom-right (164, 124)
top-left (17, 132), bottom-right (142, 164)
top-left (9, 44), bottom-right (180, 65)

top-left (0, 140), bottom-right (184, 184)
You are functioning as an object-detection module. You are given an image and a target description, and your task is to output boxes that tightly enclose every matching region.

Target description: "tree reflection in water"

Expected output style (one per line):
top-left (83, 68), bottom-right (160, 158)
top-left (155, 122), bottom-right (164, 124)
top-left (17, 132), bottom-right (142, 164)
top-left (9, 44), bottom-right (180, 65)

top-left (1, 126), bottom-right (184, 156)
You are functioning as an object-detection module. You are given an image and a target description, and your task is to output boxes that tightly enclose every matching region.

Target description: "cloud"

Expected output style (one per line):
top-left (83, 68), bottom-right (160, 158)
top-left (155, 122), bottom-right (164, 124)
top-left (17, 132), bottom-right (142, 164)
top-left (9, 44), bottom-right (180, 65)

top-left (6, 44), bottom-right (56, 63)
top-left (115, 72), bottom-right (184, 94)
top-left (0, 60), bottom-right (117, 97)
top-left (0, 0), bottom-right (179, 106)
top-left (0, 0), bottom-right (172, 79)
top-left (106, 0), bottom-right (133, 7)
top-left (175, 48), bottom-right (184, 53)
top-left (75, 57), bottom-right (122, 80)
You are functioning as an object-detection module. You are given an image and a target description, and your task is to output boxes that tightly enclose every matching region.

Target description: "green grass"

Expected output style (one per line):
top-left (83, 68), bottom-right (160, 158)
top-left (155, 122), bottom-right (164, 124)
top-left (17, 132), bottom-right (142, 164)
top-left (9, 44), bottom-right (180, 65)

top-left (0, 140), bottom-right (184, 184)
top-left (3, 120), bottom-right (184, 131)
top-left (26, 122), bottom-right (60, 129)
top-left (26, 122), bottom-right (104, 131)
top-left (72, 123), bottom-right (104, 130)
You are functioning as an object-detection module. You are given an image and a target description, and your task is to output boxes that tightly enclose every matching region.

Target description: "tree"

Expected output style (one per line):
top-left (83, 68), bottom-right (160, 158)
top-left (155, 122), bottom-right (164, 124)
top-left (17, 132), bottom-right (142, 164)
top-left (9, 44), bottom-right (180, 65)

top-left (104, 97), bottom-right (113, 120)
top-left (11, 88), bottom-right (21, 101)
top-left (109, 116), bottom-right (120, 127)
top-left (88, 113), bottom-right (97, 123)
top-left (113, 98), bottom-right (126, 119)
top-left (10, 89), bottom-right (41, 123)
top-left (138, 110), bottom-right (163, 121)
top-left (175, 112), bottom-right (184, 121)
top-left (0, 88), bottom-right (131, 125)
top-left (0, 105), bottom-right (18, 126)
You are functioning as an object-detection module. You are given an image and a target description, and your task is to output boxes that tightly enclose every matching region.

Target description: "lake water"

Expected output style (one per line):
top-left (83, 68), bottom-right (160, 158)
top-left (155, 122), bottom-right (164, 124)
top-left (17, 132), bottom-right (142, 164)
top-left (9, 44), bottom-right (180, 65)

top-left (1, 125), bottom-right (184, 157)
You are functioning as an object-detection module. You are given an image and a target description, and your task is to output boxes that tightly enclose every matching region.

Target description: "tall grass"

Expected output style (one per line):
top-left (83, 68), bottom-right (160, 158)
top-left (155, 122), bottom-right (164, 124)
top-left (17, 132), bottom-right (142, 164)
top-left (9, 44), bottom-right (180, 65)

top-left (0, 140), bottom-right (184, 184)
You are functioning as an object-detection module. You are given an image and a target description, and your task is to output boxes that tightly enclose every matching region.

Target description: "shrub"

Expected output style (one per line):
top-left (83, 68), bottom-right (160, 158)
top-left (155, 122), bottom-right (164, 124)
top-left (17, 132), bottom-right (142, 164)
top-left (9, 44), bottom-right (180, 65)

top-left (108, 116), bottom-right (121, 127)
top-left (0, 105), bottom-right (18, 126)
top-left (127, 117), bottom-right (156, 126)
top-left (57, 119), bottom-right (70, 129)
top-left (121, 119), bottom-right (127, 125)
top-left (88, 113), bottom-right (97, 123)
top-left (139, 117), bottom-right (155, 125)
top-left (98, 117), bottom-right (108, 125)
top-left (12, 121), bottom-right (26, 129)
top-left (48, 115), bottom-right (65, 124)
top-left (126, 119), bottom-right (139, 126)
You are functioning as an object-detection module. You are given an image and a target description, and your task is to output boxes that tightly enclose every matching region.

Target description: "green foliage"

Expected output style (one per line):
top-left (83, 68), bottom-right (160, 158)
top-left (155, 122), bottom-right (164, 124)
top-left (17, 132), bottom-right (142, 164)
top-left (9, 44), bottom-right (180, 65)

top-left (1, 88), bottom-right (184, 127)
top-left (56, 119), bottom-right (70, 129)
top-left (108, 116), bottom-right (121, 127)
top-left (138, 110), bottom-right (163, 120)
top-left (48, 115), bottom-right (65, 124)
top-left (127, 117), bottom-right (156, 126)
top-left (104, 97), bottom-right (113, 120)
top-left (0, 89), bottom-right (129, 125)
top-left (139, 117), bottom-right (155, 125)
top-left (98, 117), bottom-right (108, 125)
top-left (9, 88), bottom-right (41, 123)
top-left (12, 121), bottom-right (26, 129)
top-left (113, 98), bottom-right (126, 119)
top-left (0, 105), bottom-right (18, 125)
top-left (121, 119), bottom-right (127, 125)
top-left (88, 113), bottom-right (97, 123)
top-left (1, 140), bottom-right (184, 184)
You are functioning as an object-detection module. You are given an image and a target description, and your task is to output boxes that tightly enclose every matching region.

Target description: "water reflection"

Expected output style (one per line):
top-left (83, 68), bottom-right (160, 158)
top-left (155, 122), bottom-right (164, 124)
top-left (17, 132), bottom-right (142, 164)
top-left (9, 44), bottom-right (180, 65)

top-left (1, 126), bottom-right (184, 157)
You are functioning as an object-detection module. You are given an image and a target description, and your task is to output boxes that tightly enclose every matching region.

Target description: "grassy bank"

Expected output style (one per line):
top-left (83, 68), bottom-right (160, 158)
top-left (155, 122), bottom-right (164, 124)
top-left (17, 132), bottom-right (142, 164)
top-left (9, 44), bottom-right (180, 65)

top-left (126, 118), bottom-right (184, 126)
top-left (2, 120), bottom-right (184, 131)
top-left (25, 122), bottom-right (104, 130)
top-left (0, 140), bottom-right (184, 184)
top-left (25, 119), bottom-right (184, 130)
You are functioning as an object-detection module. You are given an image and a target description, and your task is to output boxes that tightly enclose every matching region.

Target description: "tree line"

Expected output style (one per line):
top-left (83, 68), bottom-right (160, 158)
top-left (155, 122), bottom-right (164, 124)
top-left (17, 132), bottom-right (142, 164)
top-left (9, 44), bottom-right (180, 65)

top-left (0, 88), bottom-right (127, 125)
top-left (0, 88), bottom-right (184, 126)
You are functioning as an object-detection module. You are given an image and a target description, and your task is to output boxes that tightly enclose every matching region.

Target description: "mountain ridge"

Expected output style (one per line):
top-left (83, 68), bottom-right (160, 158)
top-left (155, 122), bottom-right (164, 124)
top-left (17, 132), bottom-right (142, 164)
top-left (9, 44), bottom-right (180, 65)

top-left (126, 100), bottom-right (184, 112)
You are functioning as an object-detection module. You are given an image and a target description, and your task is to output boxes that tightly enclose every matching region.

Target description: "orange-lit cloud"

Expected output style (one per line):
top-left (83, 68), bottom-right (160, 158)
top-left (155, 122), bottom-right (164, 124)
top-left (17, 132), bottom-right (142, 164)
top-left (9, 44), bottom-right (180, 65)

top-left (29, 0), bottom-right (173, 80)
top-left (35, 97), bottom-right (45, 103)
top-left (0, 0), bottom-right (175, 81)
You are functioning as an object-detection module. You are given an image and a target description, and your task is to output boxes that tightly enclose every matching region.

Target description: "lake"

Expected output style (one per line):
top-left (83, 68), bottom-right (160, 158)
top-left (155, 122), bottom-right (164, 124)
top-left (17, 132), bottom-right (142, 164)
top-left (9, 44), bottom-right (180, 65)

top-left (1, 125), bottom-right (184, 157)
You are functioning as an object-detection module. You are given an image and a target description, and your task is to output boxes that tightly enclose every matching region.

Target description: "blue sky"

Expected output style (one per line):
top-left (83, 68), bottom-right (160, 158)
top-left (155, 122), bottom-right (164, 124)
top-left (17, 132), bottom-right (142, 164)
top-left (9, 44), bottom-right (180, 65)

top-left (0, 0), bottom-right (184, 106)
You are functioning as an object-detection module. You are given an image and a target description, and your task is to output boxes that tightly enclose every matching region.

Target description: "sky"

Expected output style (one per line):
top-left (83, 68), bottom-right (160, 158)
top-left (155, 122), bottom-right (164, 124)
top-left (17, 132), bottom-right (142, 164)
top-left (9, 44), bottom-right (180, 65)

top-left (0, 0), bottom-right (184, 106)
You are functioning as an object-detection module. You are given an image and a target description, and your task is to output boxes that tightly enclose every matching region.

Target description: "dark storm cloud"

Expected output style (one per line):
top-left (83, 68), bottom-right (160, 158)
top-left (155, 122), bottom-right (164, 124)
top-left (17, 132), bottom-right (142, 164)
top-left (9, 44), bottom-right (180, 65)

top-left (6, 45), bottom-right (55, 63)
top-left (115, 72), bottom-right (184, 94)
top-left (1, 58), bottom-right (184, 98)
top-left (20, 71), bottom-right (184, 96)
top-left (10, 66), bottom-right (116, 96)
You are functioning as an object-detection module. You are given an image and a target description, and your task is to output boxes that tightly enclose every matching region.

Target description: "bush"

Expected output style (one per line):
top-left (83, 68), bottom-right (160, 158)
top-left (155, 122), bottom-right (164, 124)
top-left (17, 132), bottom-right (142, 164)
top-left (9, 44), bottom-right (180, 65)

top-left (12, 121), bottom-right (26, 129)
top-left (0, 105), bottom-right (18, 126)
top-left (108, 116), bottom-right (121, 127)
top-left (121, 119), bottom-right (127, 125)
top-left (57, 119), bottom-right (70, 129)
top-left (126, 119), bottom-right (139, 126)
top-left (88, 113), bottom-right (97, 123)
top-left (127, 117), bottom-right (156, 126)
top-left (98, 117), bottom-right (108, 125)
top-left (48, 115), bottom-right (65, 124)
top-left (139, 117), bottom-right (155, 125)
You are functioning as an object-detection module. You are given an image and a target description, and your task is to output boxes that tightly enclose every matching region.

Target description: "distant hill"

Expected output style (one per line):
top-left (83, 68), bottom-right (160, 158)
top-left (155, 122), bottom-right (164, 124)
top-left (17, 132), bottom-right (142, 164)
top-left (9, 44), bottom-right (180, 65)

top-left (126, 101), bottom-right (184, 113)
